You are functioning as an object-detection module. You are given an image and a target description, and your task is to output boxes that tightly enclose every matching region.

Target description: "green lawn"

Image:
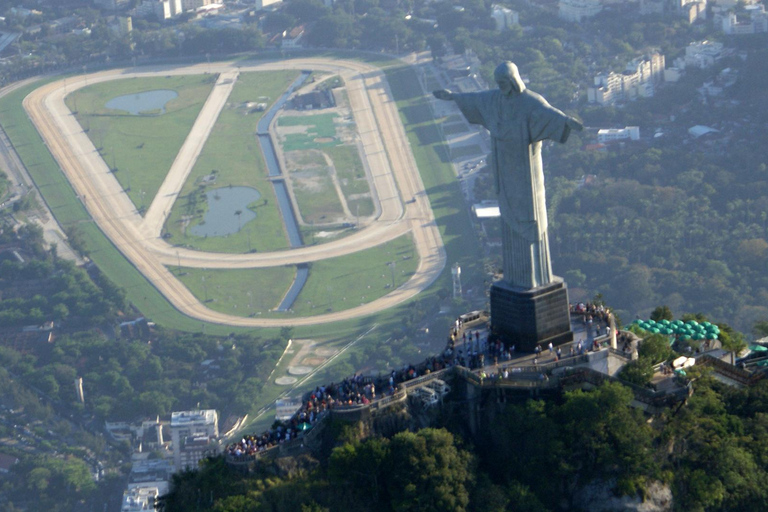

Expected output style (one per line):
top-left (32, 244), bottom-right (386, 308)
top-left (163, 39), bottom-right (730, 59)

top-left (0, 58), bottom-right (484, 341)
top-left (1, 79), bottom-right (91, 227)
top-left (383, 65), bottom-right (485, 295)
top-left (291, 166), bottom-right (344, 224)
top-left (0, 78), bottom-right (267, 335)
top-left (279, 113), bottom-right (339, 151)
top-left (288, 149), bottom-right (327, 167)
top-left (173, 233), bottom-right (417, 319)
top-left (164, 70), bottom-right (299, 253)
top-left (441, 123), bottom-right (467, 136)
top-left (324, 144), bottom-right (374, 217)
top-left (289, 234), bottom-right (418, 316)
top-left (172, 265), bottom-right (296, 315)
top-left (450, 144), bottom-right (483, 159)
top-left (66, 75), bottom-right (217, 211)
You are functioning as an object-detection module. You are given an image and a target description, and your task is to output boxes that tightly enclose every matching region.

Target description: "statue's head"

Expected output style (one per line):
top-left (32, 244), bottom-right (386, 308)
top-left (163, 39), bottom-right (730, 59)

top-left (494, 61), bottom-right (526, 96)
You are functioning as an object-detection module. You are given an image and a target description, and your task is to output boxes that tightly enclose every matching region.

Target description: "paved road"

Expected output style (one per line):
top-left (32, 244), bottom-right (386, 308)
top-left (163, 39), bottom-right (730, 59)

top-left (24, 58), bottom-right (446, 327)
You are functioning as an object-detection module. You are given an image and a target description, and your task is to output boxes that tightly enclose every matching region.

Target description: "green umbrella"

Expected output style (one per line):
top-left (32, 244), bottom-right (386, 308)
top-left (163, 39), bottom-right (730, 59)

top-left (673, 320), bottom-right (684, 326)
top-left (750, 345), bottom-right (768, 353)
top-left (692, 333), bottom-right (703, 341)
top-left (682, 335), bottom-right (692, 341)
top-left (661, 319), bottom-right (671, 325)
top-left (702, 321), bottom-right (712, 328)
top-left (688, 320), bottom-right (699, 326)
top-left (651, 328), bottom-right (661, 334)
top-left (298, 422), bottom-right (312, 431)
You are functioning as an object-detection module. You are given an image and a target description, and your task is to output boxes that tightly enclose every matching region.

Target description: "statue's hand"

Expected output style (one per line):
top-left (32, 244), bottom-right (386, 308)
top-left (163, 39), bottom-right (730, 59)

top-left (433, 89), bottom-right (454, 101)
top-left (566, 117), bottom-right (584, 132)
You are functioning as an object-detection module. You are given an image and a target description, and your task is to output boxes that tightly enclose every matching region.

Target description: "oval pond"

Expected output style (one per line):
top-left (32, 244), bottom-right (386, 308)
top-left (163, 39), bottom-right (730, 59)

top-left (105, 89), bottom-right (179, 115)
top-left (189, 186), bottom-right (261, 238)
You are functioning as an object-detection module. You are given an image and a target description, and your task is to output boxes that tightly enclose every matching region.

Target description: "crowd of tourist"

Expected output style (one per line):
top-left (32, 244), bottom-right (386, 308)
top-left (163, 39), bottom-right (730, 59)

top-left (227, 307), bottom-right (616, 460)
top-left (226, 340), bottom-right (460, 459)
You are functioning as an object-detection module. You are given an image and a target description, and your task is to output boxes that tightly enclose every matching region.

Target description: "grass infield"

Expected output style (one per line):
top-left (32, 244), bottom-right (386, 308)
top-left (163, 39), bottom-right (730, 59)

top-left (66, 75), bottom-right (216, 212)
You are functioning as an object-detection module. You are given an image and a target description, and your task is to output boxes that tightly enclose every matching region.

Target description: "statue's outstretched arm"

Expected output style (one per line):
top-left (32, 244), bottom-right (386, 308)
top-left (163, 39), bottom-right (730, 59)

top-left (566, 116), bottom-right (584, 132)
top-left (433, 89), bottom-right (454, 101)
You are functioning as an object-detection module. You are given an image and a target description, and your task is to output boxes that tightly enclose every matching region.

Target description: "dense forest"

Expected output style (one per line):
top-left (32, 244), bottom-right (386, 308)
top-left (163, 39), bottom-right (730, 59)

top-left (160, 373), bottom-right (768, 512)
top-left (543, 47), bottom-right (768, 333)
top-left (0, 222), bottom-right (285, 509)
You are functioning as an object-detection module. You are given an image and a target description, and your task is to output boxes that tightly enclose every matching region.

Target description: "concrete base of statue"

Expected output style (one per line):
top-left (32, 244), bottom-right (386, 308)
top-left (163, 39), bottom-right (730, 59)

top-left (490, 278), bottom-right (573, 352)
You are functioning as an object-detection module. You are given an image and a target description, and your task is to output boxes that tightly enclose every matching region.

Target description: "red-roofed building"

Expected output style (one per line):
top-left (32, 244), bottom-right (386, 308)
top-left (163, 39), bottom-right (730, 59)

top-left (281, 25), bottom-right (305, 49)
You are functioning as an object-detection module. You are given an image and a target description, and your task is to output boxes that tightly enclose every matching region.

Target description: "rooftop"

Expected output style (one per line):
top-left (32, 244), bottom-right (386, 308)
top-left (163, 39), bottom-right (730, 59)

top-left (170, 410), bottom-right (217, 428)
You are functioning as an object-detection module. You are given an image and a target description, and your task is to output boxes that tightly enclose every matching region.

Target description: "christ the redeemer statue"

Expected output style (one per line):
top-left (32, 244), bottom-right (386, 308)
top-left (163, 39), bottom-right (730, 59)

top-left (434, 61), bottom-right (583, 290)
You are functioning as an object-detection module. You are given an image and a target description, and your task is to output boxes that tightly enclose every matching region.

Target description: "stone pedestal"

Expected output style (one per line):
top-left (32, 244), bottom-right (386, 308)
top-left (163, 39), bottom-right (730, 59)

top-left (490, 278), bottom-right (573, 352)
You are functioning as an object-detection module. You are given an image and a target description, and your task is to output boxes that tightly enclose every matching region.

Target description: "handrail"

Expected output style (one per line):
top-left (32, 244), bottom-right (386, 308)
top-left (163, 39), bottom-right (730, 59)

top-left (697, 353), bottom-right (765, 385)
top-left (226, 347), bottom-right (694, 467)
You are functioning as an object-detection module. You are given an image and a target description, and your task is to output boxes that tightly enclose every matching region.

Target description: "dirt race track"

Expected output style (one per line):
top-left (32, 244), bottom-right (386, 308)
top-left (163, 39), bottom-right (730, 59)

top-left (23, 58), bottom-right (446, 327)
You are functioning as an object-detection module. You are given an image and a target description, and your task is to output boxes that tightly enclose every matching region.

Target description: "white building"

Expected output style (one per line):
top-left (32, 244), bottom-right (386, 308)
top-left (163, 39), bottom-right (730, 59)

top-left (682, 0), bottom-right (708, 22)
top-left (491, 5), bottom-right (519, 30)
top-left (255, 0), bottom-right (283, 9)
top-left (588, 53), bottom-right (665, 105)
top-left (94, 0), bottom-right (133, 10)
top-left (674, 40), bottom-right (724, 70)
top-left (597, 127), bottom-right (640, 143)
top-left (170, 410), bottom-right (218, 471)
top-left (119, 456), bottom-right (173, 512)
top-left (281, 25), bottom-right (305, 49)
top-left (121, 486), bottom-right (161, 512)
top-left (559, 0), bottom-right (602, 22)
top-left (134, 0), bottom-right (184, 20)
top-left (721, 5), bottom-right (768, 34)
top-left (688, 125), bottom-right (719, 138)
top-left (182, 0), bottom-right (214, 10)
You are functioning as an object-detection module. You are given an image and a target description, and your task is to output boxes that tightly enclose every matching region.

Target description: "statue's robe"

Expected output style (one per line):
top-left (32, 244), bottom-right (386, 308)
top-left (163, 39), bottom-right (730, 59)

top-left (453, 89), bottom-right (573, 289)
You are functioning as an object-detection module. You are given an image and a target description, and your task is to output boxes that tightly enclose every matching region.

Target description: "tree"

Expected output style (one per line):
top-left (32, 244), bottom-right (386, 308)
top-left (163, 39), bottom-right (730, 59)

top-left (426, 33), bottom-right (447, 60)
top-left (638, 333), bottom-right (675, 363)
top-left (307, 13), bottom-right (358, 48)
top-left (650, 305), bottom-right (673, 322)
top-left (755, 320), bottom-right (768, 339)
top-left (386, 429), bottom-right (473, 512)
top-left (263, 12), bottom-right (297, 34)
top-left (719, 323), bottom-right (748, 355)
top-left (284, 0), bottom-right (330, 24)
top-left (556, 382), bottom-right (657, 494)
top-left (329, 437), bottom-right (389, 507)
top-left (27, 467), bottom-right (51, 492)
top-left (619, 358), bottom-right (654, 386)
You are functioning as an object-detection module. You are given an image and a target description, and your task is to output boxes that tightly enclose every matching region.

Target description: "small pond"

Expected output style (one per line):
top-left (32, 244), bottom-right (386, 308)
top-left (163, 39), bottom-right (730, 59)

top-left (189, 187), bottom-right (261, 238)
top-left (105, 89), bottom-right (178, 115)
